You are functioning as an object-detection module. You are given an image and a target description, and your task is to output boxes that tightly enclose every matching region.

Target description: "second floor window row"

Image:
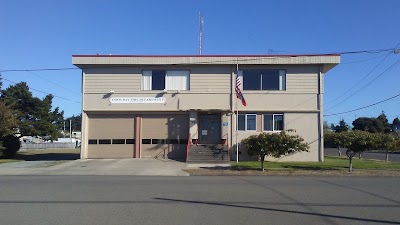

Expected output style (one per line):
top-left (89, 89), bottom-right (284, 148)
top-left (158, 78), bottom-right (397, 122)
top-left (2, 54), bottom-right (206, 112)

top-left (141, 69), bottom-right (286, 91)
top-left (142, 70), bottom-right (190, 91)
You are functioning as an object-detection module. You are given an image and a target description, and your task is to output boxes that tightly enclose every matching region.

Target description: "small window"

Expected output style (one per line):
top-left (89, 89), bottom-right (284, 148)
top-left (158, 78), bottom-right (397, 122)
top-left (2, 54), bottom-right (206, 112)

top-left (263, 114), bottom-right (284, 131)
top-left (112, 139), bottom-right (125, 144)
top-left (238, 115), bottom-right (245, 131)
top-left (98, 139), bottom-right (111, 144)
top-left (166, 139), bottom-right (179, 144)
top-left (88, 139), bottom-right (97, 144)
top-left (238, 114), bottom-right (257, 131)
top-left (152, 70), bottom-right (166, 90)
top-left (142, 139), bottom-right (151, 144)
top-left (126, 139), bottom-right (135, 144)
top-left (152, 139), bottom-right (166, 144)
top-left (179, 139), bottom-right (189, 144)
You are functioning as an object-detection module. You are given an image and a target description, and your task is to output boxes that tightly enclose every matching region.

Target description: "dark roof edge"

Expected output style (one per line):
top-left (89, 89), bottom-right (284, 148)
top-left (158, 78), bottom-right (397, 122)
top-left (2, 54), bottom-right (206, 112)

top-left (72, 54), bottom-right (340, 58)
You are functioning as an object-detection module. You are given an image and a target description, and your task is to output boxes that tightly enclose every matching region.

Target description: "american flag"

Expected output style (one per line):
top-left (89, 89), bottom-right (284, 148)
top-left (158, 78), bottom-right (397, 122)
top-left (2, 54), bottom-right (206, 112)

top-left (236, 76), bottom-right (247, 106)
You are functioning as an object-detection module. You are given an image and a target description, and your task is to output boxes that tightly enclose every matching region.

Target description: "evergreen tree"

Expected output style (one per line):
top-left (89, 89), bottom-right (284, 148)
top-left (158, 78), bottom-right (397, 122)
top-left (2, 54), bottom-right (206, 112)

top-left (0, 82), bottom-right (64, 139)
top-left (377, 111), bottom-right (391, 133)
top-left (334, 119), bottom-right (349, 133)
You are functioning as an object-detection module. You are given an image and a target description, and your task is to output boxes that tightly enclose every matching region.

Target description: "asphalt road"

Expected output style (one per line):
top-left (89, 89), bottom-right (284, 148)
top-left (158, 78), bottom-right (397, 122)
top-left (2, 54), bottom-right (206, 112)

top-left (1, 176), bottom-right (400, 225)
top-left (325, 148), bottom-right (400, 162)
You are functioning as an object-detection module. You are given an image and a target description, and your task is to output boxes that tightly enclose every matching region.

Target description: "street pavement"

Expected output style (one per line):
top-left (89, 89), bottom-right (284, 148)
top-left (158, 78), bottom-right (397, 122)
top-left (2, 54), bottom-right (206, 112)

top-left (0, 176), bottom-right (399, 225)
top-left (325, 148), bottom-right (400, 162)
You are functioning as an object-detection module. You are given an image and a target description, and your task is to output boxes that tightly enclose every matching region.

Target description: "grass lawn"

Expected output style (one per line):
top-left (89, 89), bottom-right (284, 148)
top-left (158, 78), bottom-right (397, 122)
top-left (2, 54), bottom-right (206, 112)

top-left (231, 156), bottom-right (400, 171)
top-left (0, 159), bottom-right (20, 164)
top-left (0, 148), bottom-right (80, 163)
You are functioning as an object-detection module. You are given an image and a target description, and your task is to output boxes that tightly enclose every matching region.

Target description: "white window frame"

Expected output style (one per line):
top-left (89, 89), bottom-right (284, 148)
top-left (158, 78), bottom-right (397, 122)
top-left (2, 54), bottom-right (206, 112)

top-left (238, 113), bottom-right (257, 131)
top-left (262, 113), bottom-right (284, 132)
top-left (165, 70), bottom-right (190, 91)
top-left (141, 70), bottom-right (190, 91)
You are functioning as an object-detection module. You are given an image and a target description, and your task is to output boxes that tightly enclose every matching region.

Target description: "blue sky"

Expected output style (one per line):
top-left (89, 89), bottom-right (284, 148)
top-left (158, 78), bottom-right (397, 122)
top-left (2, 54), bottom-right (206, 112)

top-left (1, 0), bottom-right (399, 125)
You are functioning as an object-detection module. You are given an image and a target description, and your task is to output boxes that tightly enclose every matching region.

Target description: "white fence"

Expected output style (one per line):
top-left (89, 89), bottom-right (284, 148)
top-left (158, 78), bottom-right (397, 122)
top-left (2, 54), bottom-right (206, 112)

top-left (21, 142), bottom-right (76, 150)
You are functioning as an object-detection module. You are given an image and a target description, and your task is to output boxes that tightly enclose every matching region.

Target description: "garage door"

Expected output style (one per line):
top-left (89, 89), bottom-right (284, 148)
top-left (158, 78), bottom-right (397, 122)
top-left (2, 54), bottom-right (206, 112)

top-left (87, 114), bottom-right (135, 158)
top-left (141, 114), bottom-right (189, 160)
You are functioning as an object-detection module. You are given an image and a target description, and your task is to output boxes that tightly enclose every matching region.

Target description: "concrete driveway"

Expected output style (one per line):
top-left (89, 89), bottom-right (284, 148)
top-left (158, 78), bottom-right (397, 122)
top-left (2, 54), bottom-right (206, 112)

top-left (0, 158), bottom-right (191, 176)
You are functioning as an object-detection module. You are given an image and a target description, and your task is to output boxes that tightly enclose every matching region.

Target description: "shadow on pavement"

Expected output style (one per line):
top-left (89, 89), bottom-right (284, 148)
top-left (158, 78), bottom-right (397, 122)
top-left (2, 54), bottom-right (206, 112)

top-left (15, 153), bottom-right (80, 161)
top-left (155, 197), bottom-right (400, 224)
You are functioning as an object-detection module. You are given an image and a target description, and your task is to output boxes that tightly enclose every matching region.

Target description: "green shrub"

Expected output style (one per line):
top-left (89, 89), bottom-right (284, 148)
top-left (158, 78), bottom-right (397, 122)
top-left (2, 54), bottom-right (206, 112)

top-left (0, 135), bottom-right (21, 159)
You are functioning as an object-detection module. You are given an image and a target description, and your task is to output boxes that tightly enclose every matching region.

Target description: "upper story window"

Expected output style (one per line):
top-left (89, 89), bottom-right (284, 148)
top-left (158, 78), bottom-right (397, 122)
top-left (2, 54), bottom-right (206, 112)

top-left (142, 70), bottom-right (190, 91)
top-left (263, 114), bottom-right (284, 131)
top-left (238, 69), bottom-right (286, 91)
top-left (238, 114), bottom-right (257, 131)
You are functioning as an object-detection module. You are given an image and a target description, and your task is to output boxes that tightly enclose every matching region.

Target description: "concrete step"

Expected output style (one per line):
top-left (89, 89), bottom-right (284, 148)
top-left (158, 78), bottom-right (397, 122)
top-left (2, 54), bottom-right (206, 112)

top-left (187, 144), bottom-right (230, 163)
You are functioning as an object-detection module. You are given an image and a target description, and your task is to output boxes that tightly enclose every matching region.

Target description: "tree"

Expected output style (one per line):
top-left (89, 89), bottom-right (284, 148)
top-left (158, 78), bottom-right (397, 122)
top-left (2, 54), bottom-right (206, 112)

top-left (0, 101), bottom-right (17, 138)
top-left (374, 133), bottom-right (399, 162)
top-left (0, 82), bottom-right (64, 139)
top-left (325, 131), bottom-right (351, 157)
top-left (0, 135), bottom-right (20, 158)
top-left (323, 121), bottom-right (331, 132)
top-left (333, 119), bottom-right (349, 133)
top-left (242, 132), bottom-right (309, 171)
top-left (346, 130), bottom-right (375, 172)
top-left (352, 117), bottom-right (382, 133)
top-left (64, 114), bottom-right (82, 132)
top-left (392, 118), bottom-right (400, 133)
top-left (377, 112), bottom-right (391, 133)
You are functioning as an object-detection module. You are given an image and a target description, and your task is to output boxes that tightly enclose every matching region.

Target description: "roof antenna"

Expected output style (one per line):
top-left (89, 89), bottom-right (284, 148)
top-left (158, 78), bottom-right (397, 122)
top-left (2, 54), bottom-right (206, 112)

top-left (198, 12), bottom-right (204, 55)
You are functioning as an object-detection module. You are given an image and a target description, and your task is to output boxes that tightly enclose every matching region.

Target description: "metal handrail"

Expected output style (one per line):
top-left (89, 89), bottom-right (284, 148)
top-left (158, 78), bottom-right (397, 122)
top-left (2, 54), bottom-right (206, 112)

top-left (186, 133), bottom-right (191, 162)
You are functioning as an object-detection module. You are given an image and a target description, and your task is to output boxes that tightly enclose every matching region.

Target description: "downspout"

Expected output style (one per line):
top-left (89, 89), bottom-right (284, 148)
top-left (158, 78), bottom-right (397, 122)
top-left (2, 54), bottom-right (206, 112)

top-left (230, 64), bottom-right (235, 160)
top-left (318, 65), bottom-right (324, 162)
top-left (80, 69), bottom-right (87, 159)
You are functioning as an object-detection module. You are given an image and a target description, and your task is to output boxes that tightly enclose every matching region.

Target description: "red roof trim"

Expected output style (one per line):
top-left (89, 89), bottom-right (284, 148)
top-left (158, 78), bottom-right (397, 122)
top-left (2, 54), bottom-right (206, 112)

top-left (72, 54), bottom-right (340, 57)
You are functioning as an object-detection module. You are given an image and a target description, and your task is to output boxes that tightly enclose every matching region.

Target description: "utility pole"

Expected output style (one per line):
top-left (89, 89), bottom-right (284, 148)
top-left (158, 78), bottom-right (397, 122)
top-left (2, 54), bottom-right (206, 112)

top-left (198, 12), bottom-right (204, 55)
top-left (69, 120), bottom-right (72, 139)
top-left (63, 121), bottom-right (66, 138)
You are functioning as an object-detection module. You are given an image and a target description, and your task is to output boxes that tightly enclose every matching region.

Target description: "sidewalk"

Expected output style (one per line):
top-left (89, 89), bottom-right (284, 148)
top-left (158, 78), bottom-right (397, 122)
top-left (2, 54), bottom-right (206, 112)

top-left (0, 158), bottom-right (198, 176)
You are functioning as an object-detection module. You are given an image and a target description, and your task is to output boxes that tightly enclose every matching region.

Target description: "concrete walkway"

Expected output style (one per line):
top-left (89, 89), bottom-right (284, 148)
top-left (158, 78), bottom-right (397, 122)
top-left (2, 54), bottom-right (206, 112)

top-left (0, 158), bottom-right (208, 176)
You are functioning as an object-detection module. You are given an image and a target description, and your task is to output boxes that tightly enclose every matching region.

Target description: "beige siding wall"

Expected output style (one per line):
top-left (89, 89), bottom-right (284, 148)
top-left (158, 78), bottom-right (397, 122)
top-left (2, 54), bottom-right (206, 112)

top-left (84, 67), bottom-right (141, 93)
top-left (235, 93), bottom-right (318, 111)
top-left (234, 113), bottom-right (319, 162)
top-left (79, 63), bottom-right (329, 162)
top-left (83, 93), bottom-right (231, 111)
top-left (285, 65), bottom-right (320, 93)
top-left (190, 66), bottom-right (231, 93)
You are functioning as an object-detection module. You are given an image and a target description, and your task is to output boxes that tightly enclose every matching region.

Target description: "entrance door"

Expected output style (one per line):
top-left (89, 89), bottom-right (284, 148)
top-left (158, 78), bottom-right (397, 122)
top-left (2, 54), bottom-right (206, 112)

top-left (198, 114), bottom-right (221, 144)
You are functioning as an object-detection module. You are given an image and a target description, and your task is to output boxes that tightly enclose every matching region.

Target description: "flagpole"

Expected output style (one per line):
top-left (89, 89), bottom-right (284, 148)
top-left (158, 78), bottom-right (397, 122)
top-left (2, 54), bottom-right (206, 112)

top-left (236, 62), bottom-right (239, 163)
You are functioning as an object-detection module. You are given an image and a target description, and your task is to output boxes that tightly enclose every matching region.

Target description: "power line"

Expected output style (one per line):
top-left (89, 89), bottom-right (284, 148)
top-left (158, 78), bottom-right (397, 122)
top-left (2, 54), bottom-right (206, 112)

top-left (0, 67), bottom-right (78, 72)
top-left (26, 71), bottom-right (81, 96)
top-left (325, 42), bottom-right (400, 105)
top-left (325, 52), bottom-right (392, 105)
top-left (340, 53), bottom-right (387, 64)
top-left (325, 92), bottom-right (400, 117)
top-left (0, 76), bottom-right (81, 104)
top-left (325, 59), bottom-right (400, 111)
top-left (0, 47), bottom-right (398, 73)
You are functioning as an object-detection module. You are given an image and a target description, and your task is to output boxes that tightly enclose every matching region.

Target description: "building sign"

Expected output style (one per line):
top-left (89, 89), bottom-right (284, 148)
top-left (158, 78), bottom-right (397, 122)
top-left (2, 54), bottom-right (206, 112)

top-left (222, 122), bottom-right (228, 126)
top-left (110, 97), bottom-right (166, 104)
top-left (202, 130), bottom-right (207, 135)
